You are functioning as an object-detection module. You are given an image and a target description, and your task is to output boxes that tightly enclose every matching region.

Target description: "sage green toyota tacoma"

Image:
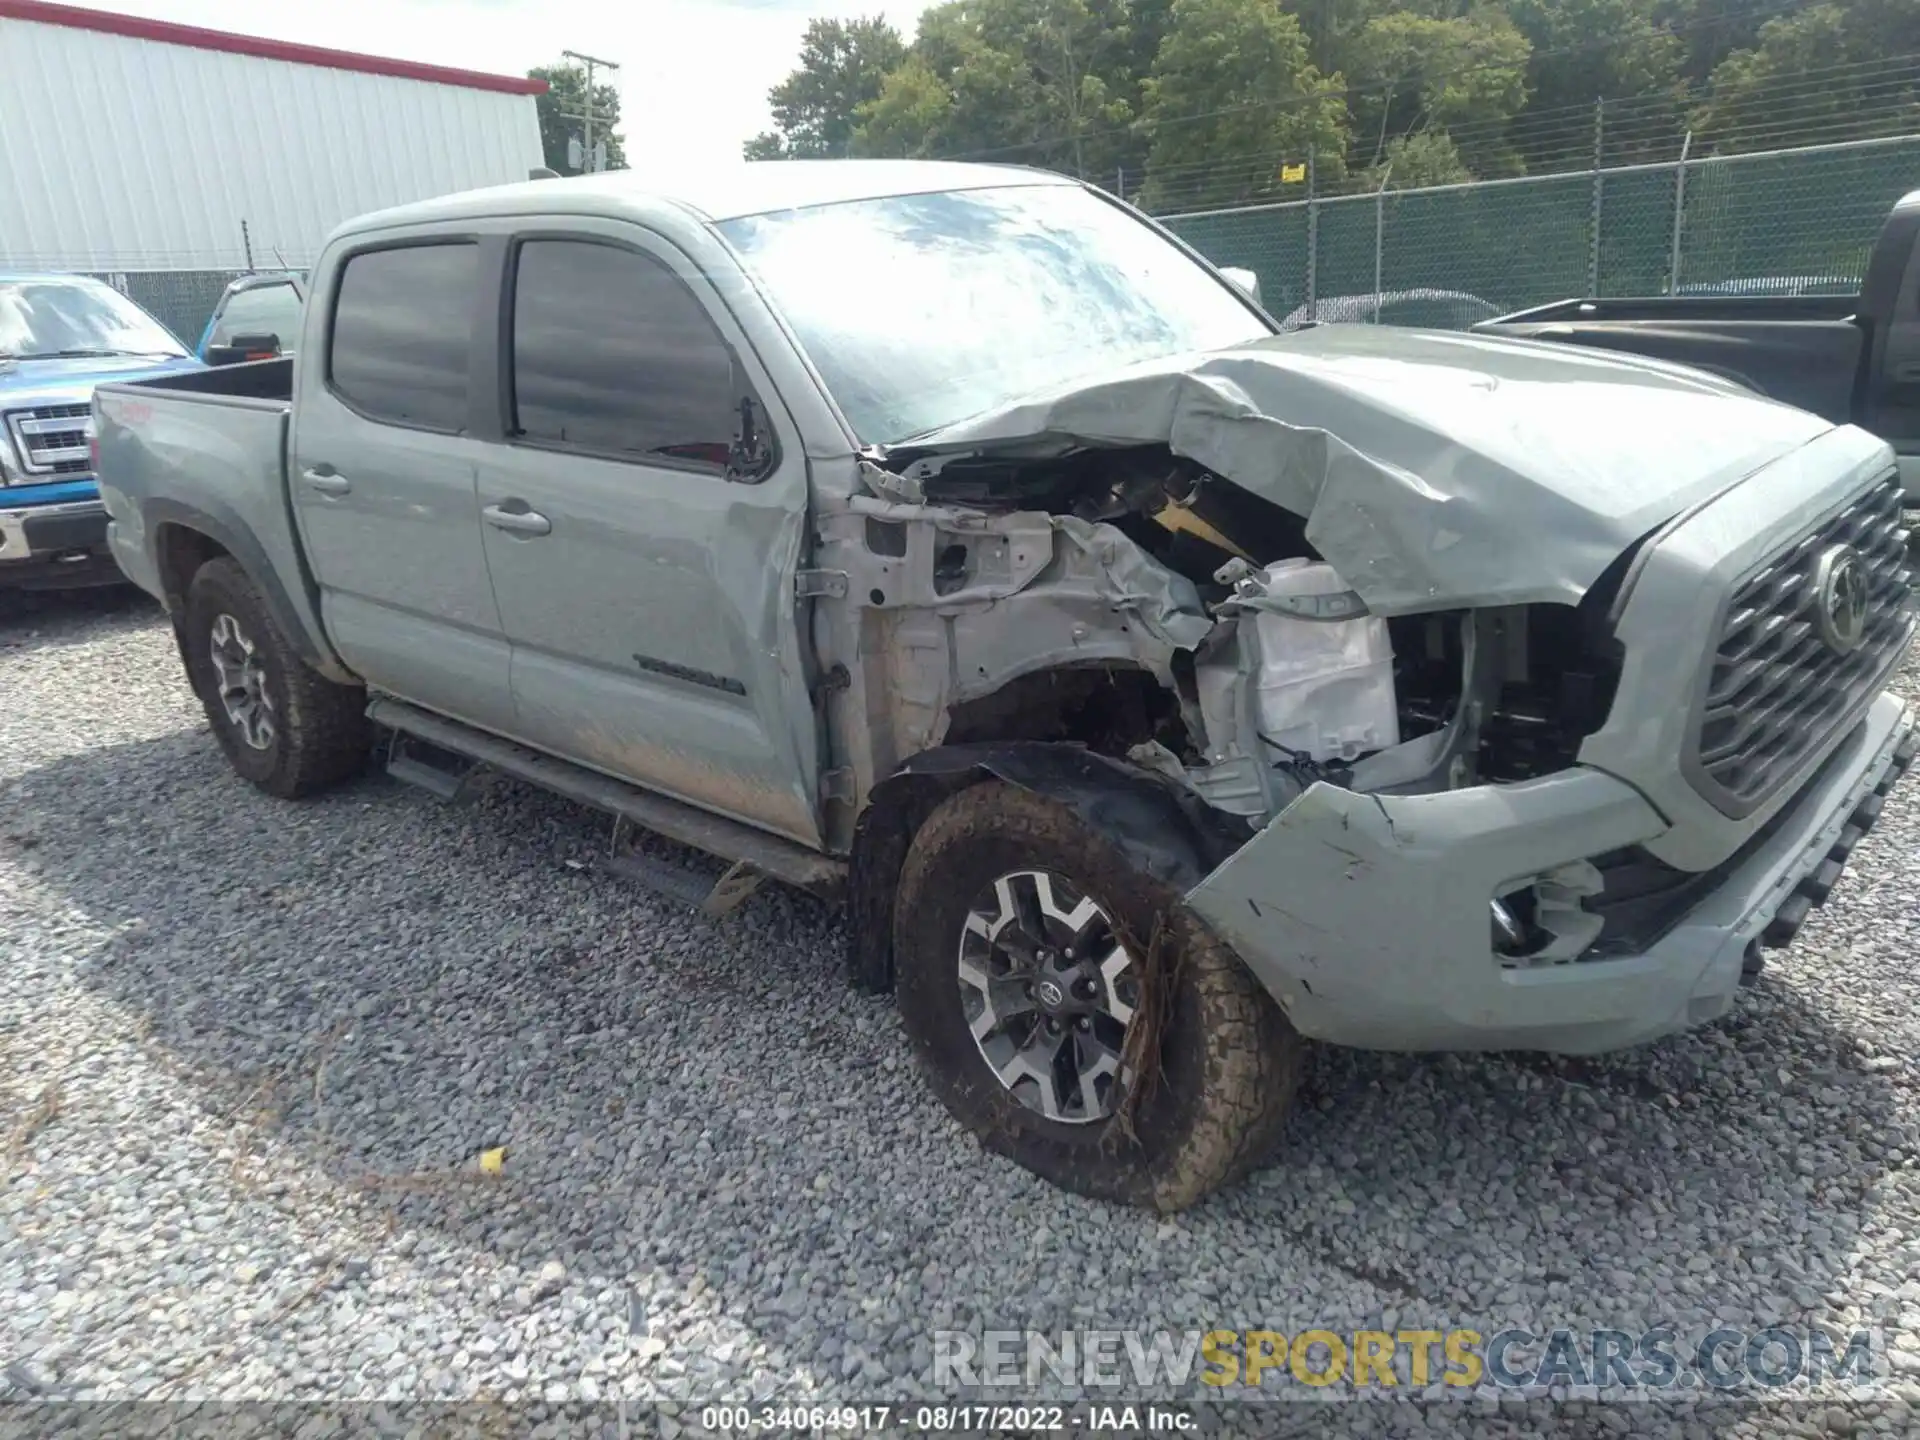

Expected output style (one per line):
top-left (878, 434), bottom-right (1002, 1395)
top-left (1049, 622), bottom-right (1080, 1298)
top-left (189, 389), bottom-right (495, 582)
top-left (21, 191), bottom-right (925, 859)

top-left (91, 161), bottom-right (1916, 1211)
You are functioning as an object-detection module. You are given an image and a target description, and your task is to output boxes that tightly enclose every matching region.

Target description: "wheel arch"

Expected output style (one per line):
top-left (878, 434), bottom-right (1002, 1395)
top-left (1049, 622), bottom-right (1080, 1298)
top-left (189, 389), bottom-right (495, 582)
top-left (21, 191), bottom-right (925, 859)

top-left (845, 741), bottom-right (1253, 994)
top-left (146, 499), bottom-right (354, 685)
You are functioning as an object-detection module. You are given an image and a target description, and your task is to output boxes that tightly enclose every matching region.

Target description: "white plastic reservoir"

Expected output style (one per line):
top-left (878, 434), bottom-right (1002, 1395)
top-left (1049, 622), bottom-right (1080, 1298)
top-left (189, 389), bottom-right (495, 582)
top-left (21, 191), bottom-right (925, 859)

top-left (1249, 559), bottom-right (1399, 763)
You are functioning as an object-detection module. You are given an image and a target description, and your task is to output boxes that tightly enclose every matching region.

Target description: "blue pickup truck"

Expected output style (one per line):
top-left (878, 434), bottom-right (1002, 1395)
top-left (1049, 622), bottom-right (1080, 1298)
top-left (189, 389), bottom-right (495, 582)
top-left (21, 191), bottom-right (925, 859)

top-left (1, 273), bottom-right (203, 590)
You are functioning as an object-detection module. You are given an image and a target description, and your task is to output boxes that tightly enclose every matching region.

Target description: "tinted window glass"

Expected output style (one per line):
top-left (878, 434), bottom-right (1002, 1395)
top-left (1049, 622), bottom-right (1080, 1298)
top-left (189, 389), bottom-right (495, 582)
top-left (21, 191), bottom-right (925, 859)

top-left (213, 283), bottom-right (303, 347)
top-left (330, 244), bottom-right (476, 431)
top-left (511, 240), bottom-right (737, 469)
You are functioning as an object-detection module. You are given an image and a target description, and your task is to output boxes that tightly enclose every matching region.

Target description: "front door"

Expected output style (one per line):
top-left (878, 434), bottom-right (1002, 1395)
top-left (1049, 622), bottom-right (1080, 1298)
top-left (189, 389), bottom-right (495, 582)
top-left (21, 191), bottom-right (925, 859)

top-left (290, 236), bottom-right (517, 736)
top-left (474, 228), bottom-right (820, 845)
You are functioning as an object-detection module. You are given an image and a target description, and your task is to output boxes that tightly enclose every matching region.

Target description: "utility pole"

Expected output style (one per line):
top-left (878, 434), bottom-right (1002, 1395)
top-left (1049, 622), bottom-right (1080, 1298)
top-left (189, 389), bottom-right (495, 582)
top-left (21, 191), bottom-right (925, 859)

top-left (560, 48), bottom-right (620, 173)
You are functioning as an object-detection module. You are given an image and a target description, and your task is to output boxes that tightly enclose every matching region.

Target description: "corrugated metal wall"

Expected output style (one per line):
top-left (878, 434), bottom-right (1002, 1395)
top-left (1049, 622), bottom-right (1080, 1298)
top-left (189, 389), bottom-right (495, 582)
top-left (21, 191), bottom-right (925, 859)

top-left (0, 13), bottom-right (544, 272)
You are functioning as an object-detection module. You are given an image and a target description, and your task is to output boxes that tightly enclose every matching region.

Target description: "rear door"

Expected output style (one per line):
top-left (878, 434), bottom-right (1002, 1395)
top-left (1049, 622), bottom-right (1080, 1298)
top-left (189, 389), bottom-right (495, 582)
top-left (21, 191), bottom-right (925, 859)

top-left (472, 223), bottom-right (822, 846)
top-left (288, 235), bottom-right (517, 735)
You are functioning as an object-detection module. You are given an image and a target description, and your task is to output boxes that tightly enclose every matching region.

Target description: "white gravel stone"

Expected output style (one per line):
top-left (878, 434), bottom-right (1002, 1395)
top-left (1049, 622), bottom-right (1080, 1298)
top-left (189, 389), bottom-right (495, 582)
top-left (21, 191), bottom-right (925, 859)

top-left (4, 584), bottom-right (1920, 1438)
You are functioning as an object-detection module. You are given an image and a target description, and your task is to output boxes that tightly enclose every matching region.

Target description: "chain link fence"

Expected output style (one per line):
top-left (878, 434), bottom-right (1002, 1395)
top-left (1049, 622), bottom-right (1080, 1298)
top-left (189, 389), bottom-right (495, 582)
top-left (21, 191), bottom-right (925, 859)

top-left (1162, 133), bottom-right (1920, 327)
top-left (70, 131), bottom-right (1919, 346)
top-left (87, 270), bottom-right (248, 346)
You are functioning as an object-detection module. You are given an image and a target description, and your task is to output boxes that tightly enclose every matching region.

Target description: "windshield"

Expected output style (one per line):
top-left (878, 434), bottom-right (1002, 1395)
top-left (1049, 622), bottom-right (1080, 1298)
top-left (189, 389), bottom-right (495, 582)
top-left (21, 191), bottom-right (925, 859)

top-left (716, 184), bottom-right (1270, 444)
top-left (0, 279), bottom-right (186, 361)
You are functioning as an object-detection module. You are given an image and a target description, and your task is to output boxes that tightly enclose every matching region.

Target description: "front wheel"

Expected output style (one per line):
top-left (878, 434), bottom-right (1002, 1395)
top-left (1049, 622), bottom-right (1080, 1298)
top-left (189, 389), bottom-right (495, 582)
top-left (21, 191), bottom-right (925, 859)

top-left (893, 781), bottom-right (1304, 1210)
top-left (180, 556), bottom-right (371, 798)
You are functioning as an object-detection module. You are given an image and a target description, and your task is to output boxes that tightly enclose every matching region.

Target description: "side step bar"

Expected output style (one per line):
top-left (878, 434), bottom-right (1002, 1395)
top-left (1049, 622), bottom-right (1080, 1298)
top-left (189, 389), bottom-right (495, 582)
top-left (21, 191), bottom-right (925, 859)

top-left (366, 697), bottom-right (846, 901)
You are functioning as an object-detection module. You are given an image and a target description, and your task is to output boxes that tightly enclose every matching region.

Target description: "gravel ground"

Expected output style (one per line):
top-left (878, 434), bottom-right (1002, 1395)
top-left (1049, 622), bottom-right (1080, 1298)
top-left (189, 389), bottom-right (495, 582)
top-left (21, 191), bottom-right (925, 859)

top-left (5, 584), bottom-right (1920, 1436)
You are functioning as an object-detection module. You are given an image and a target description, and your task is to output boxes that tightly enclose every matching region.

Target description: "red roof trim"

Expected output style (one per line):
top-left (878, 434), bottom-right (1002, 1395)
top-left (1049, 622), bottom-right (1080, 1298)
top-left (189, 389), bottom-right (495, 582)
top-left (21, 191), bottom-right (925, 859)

top-left (0, 0), bottom-right (550, 94)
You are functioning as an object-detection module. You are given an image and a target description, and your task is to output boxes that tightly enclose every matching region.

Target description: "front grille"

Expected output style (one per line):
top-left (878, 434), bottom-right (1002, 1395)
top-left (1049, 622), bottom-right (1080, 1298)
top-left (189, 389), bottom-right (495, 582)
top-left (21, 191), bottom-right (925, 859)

top-left (1689, 471), bottom-right (1913, 815)
top-left (4, 404), bottom-right (93, 480)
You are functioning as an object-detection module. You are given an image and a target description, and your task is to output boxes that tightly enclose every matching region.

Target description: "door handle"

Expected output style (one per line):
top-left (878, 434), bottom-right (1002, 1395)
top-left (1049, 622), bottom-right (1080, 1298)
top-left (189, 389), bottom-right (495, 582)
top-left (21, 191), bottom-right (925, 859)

top-left (483, 503), bottom-right (551, 537)
top-left (1894, 362), bottom-right (1920, 382)
top-left (300, 467), bottom-right (350, 496)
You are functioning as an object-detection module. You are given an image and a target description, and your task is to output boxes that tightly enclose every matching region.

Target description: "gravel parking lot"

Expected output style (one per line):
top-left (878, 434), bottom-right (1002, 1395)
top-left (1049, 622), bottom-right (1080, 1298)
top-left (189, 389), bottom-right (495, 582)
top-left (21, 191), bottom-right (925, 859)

top-left (5, 585), bottom-right (1920, 1436)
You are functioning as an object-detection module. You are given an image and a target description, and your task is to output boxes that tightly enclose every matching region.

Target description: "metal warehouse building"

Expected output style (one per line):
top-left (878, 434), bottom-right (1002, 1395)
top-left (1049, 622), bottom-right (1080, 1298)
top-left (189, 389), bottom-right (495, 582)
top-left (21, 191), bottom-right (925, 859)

top-left (0, 0), bottom-right (547, 337)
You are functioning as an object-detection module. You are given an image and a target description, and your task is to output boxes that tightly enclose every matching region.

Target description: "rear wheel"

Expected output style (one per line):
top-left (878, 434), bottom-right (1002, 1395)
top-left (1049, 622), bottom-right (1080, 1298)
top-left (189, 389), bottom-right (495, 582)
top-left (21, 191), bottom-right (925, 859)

top-left (180, 557), bottom-right (370, 798)
top-left (893, 781), bottom-right (1304, 1210)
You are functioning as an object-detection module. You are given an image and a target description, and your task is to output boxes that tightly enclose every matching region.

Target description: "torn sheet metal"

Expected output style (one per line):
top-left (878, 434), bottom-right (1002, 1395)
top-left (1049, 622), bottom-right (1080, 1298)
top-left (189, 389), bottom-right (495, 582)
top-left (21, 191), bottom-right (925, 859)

top-left (892, 324), bottom-right (1834, 615)
top-left (807, 492), bottom-right (1218, 837)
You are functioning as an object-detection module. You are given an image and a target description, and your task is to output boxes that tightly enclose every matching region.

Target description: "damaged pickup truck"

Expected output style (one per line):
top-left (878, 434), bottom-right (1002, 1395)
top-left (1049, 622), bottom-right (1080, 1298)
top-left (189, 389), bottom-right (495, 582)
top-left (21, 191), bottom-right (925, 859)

top-left (92, 161), bottom-right (1917, 1211)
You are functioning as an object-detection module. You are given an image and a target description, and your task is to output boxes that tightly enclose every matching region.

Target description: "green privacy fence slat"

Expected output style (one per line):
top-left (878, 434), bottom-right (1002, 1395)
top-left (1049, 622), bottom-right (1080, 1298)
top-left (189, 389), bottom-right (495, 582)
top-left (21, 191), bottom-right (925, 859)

top-left (1162, 134), bottom-right (1920, 324)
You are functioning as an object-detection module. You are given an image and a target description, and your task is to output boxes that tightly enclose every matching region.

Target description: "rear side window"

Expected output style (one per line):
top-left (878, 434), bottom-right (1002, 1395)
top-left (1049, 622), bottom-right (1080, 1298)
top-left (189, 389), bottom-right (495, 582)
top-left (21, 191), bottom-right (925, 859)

top-left (212, 282), bottom-right (302, 348)
top-left (510, 239), bottom-right (737, 469)
top-left (329, 243), bottom-right (477, 431)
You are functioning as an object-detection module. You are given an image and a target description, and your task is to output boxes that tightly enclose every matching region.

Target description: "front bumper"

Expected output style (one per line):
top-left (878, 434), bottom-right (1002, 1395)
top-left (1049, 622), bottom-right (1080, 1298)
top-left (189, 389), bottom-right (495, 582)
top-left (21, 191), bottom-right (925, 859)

top-left (0, 498), bottom-right (118, 588)
top-left (1186, 691), bottom-right (1914, 1055)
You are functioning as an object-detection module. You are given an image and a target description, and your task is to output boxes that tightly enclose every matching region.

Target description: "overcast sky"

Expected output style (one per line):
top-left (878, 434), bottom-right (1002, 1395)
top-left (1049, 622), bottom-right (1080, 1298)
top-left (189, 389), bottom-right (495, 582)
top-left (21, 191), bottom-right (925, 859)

top-left (63, 0), bottom-right (931, 171)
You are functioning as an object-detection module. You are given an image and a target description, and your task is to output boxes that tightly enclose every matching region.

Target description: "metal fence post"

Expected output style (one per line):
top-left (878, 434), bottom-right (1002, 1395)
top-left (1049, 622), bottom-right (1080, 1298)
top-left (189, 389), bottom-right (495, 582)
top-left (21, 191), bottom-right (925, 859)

top-left (1669, 130), bottom-right (1692, 294)
top-left (1373, 165), bottom-right (1391, 321)
top-left (1305, 147), bottom-right (1318, 313)
top-left (1588, 99), bottom-right (1603, 295)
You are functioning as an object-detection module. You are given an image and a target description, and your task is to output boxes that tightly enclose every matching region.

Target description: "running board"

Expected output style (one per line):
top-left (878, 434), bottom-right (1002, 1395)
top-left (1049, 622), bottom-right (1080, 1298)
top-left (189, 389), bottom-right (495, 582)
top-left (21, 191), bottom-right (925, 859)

top-left (384, 730), bottom-right (477, 801)
top-left (366, 697), bottom-right (845, 900)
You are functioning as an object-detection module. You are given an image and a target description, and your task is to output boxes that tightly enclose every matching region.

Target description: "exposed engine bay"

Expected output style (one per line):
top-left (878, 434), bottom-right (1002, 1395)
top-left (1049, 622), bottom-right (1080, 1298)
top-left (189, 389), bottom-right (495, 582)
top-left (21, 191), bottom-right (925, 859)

top-left (842, 441), bottom-right (1625, 828)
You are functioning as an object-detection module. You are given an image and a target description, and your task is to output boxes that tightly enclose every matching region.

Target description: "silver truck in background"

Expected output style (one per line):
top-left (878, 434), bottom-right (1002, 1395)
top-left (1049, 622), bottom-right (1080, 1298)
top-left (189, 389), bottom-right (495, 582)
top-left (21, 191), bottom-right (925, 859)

top-left (93, 162), bottom-right (1916, 1210)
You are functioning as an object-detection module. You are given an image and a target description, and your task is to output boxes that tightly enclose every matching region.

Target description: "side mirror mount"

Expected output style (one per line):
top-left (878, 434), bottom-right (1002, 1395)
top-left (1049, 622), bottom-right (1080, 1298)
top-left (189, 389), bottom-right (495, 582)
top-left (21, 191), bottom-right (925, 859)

top-left (727, 394), bottom-right (776, 483)
top-left (1219, 267), bottom-right (1263, 307)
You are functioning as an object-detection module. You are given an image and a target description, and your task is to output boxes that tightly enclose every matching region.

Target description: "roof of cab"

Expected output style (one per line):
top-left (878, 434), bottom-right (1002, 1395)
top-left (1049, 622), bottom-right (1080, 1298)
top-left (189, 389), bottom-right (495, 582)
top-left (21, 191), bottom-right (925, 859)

top-left (332, 159), bottom-right (1074, 239)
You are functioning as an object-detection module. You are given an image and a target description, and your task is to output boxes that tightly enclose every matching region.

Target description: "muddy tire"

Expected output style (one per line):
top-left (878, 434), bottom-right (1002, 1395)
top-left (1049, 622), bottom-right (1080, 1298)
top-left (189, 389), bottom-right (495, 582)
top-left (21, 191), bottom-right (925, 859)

top-left (180, 557), bottom-right (370, 798)
top-left (893, 781), bottom-right (1303, 1211)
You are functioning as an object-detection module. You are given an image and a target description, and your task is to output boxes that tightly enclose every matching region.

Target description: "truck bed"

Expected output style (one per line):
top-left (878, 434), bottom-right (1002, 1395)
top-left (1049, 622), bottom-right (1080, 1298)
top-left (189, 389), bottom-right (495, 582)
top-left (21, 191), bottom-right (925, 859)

top-left (1475, 295), bottom-right (1865, 431)
top-left (92, 357), bottom-right (338, 671)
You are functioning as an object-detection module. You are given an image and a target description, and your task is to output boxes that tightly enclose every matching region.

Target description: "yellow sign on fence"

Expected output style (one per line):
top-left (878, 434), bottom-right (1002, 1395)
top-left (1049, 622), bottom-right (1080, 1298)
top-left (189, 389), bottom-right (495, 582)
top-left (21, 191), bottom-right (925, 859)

top-left (1280, 162), bottom-right (1307, 183)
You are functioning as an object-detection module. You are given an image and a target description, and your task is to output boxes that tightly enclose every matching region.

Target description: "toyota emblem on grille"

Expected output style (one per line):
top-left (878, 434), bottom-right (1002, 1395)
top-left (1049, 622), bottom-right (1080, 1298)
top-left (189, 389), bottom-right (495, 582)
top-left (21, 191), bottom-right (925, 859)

top-left (1814, 544), bottom-right (1870, 654)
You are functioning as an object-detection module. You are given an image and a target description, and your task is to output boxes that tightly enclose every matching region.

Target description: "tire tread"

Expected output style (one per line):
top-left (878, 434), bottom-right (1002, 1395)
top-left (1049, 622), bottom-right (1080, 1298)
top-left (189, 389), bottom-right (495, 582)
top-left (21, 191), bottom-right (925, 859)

top-left (182, 557), bottom-right (369, 798)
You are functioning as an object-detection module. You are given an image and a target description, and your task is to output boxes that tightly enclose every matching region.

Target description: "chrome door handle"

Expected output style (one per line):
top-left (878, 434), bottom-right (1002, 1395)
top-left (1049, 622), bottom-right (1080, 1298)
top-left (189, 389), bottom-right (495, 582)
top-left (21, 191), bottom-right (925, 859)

top-left (483, 503), bottom-right (551, 537)
top-left (300, 467), bottom-right (350, 496)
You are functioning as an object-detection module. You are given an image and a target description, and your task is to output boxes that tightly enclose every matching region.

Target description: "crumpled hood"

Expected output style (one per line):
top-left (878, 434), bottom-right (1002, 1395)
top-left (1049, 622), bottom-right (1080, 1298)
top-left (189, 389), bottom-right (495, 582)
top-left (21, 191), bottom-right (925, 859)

top-left (902, 325), bottom-right (1837, 613)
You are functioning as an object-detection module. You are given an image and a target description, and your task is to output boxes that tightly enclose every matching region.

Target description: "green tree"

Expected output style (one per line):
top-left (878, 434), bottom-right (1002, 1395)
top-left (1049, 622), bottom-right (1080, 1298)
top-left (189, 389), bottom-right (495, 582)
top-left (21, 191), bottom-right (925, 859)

top-left (528, 64), bottom-right (626, 173)
top-left (743, 16), bottom-right (907, 159)
top-left (1358, 129), bottom-right (1474, 189)
top-left (1695, 3), bottom-right (1920, 153)
top-left (852, 0), bottom-right (1139, 175)
top-left (1138, 0), bottom-right (1349, 211)
top-left (1344, 9), bottom-right (1531, 177)
top-left (1503, 0), bottom-right (1684, 166)
top-left (1663, 0), bottom-right (1783, 87)
top-left (852, 56), bottom-right (956, 156)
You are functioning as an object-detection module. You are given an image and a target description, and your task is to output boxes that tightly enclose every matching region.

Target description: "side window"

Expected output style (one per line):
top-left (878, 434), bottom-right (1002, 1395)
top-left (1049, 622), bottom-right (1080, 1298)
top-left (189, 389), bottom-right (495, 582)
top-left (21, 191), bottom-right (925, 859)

top-left (329, 243), bottom-right (477, 432)
top-left (510, 238), bottom-right (738, 469)
top-left (212, 283), bottom-right (302, 347)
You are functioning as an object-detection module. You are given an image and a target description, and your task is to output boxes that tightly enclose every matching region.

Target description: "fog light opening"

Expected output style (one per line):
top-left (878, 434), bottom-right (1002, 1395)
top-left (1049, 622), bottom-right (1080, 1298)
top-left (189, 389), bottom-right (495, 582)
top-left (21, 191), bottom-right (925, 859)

top-left (1491, 890), bottom-right (1551, 959)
